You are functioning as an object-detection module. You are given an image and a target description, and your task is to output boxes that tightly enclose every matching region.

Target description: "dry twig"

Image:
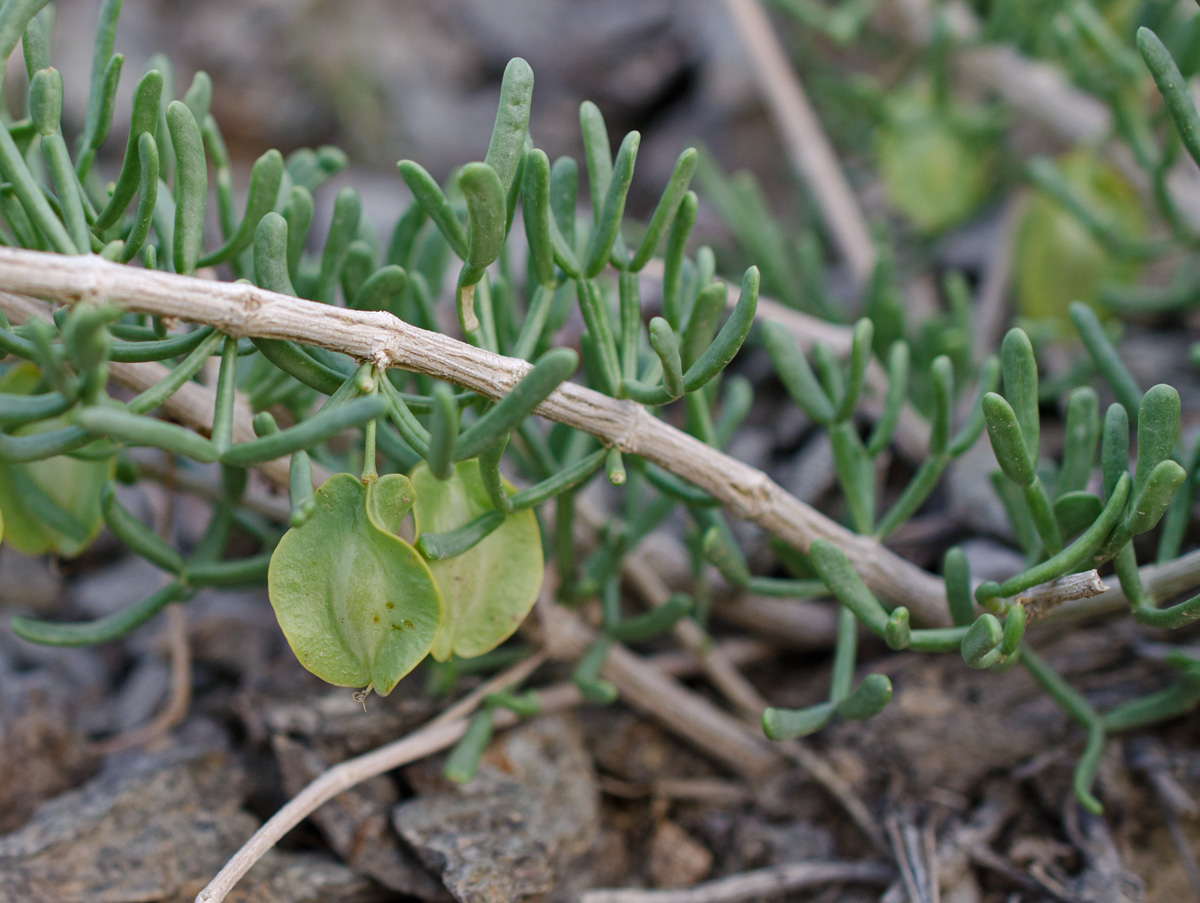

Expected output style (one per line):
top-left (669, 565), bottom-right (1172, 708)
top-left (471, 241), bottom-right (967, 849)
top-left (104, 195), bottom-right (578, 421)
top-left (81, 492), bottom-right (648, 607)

top-left (718, 0), bottom-right (876, 284)
top-left (1021, 571), bottom-right (1108, 622)
top-left (0, 247), bottom-right (950, 621)
top-left (579, 859), bottom-right (894, 903)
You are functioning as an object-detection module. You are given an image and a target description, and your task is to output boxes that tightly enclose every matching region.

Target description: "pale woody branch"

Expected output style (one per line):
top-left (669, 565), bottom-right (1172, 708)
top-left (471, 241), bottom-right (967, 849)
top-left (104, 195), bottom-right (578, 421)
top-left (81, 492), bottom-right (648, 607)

top-left (0, 246), bottom-right (951, 622)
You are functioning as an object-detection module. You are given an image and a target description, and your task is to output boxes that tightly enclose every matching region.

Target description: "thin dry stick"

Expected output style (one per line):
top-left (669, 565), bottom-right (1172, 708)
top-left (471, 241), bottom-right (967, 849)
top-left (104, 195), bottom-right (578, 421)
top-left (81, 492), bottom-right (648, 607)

top-left (719, 0), bottom-right (876, 284)
top-left (572, 501), bottom-right (887, 852)
top-left (579, 860), bottom-right (894, 903)
top-left (1042, 546), bottom-right (1200, 624)
top-left (541, 599), bottom-right (784, 776)
top-left (0, 248), bottom-right (949, 621)
top-left (196, 657), bottom-right (567, 903)
top-left (1020, 571), bottom-right (1107, 623)
top-left (6, 262), bottom-right (1176, 631)
top-left (198, 639), bottom-right (775, 903)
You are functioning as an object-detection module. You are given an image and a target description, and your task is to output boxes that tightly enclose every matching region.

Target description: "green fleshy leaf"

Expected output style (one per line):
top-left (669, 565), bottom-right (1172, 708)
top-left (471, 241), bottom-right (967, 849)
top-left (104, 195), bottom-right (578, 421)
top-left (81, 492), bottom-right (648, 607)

top-left (411, 460), bottom-right (543, 662)
top-left (267, 472), bottom-right (441, 696)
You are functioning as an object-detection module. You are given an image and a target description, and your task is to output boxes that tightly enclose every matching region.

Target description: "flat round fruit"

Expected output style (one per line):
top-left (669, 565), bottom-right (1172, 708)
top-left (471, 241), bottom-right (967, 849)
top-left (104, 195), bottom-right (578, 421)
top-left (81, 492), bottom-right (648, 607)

top-left (268, 472), bottom-right (442, 696)
top-left (411, 460), bottom-right (543, 662)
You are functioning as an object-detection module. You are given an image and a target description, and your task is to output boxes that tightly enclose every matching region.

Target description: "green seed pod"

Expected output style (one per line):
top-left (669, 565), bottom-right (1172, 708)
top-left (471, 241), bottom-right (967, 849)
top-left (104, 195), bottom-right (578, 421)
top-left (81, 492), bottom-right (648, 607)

top-left (584, 131), bottom-right (639, 277)
top-left (28, 66), bottom-right (62, 137)
top-left (484, 58), bottom-right (534, 196)
top-left (1134, 385), bottom-right (1180, 498)
top-left (1000, 605), bottom-right (1025, 656)
top-left (94, 68), bottom-right (163, 231)
top-left (1058, 387), bottom-right (1099, 496)
top-left (1127, 459), bottom-right (1186, 536)
top-left (1070, 301), bottom-right (1142, 422)
top-left (166, 100), bottom-right (207, 275)
top-left (648, 318), bottom-right (684, 399)
top-left (810, 538), bottom-right (889, 634)
top-left (961, 613), bottom-right (1003, 669)
top-left (833, 674), bottom-right (893, 721)
top-left (763, 321), bottom-right (834, 424)
top-left (983, 393), bottom-right (1034, 487)
top-left (1000, 328), bottom-right (1039, 463)
top-left (630, 147), bottom-right (698, 271)
top-left (522, 148), bottom-right (556, 288)
top-left (268, 472), bottom-right (441, 696)
top-left (884, 607), bottom-right (911, 650)
top-left (1101, 402), bottom-right (1130, 503)
top-left (1138, 27), bottom-right (1200, 170)
top-left (762, 702), bottom-right (835, 740)
top-left (943, 547), bottom-right (974, 627)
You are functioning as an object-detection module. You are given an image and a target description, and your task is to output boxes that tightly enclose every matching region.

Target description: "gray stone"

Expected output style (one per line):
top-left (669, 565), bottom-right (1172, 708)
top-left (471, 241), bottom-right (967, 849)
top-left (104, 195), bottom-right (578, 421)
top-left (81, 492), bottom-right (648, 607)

top-left (394, 714), bottom-right (599, 903)
top-left (0, 748), bottom-right (256, 903)
top-left (167, 851), bottom-right (390, 903)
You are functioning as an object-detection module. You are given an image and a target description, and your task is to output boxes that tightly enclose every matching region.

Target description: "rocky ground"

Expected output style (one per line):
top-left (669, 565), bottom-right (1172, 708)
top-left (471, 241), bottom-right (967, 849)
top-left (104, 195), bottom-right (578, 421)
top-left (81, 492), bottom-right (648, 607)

top-left (3, 1), bottom-right (1200, 902)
